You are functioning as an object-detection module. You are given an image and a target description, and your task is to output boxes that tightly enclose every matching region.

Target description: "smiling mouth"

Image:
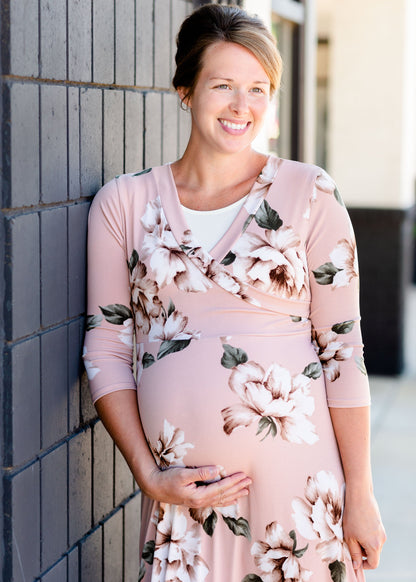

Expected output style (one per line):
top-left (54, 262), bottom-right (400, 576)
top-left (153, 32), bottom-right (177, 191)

top-left (219, 119), bottom-right (249, 131)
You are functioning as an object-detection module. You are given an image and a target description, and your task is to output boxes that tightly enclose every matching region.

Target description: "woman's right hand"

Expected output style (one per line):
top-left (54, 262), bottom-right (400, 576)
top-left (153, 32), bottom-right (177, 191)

top-left (143, 465), bottom-right (252, 508)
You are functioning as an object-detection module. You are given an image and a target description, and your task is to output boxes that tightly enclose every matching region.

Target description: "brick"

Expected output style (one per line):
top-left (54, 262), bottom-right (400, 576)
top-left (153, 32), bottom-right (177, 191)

top-left (136, 0), bottom-right (154, 87)
top-left (80, 527), bottom-right (102, 582)
top-left (162, 92), bottom-right (179, 164)
top-left (92, 0), bottom-right (114, 84)
top-left (11, 337), bottom-right (41, 465)
top-left (125, 91), bottom-right (144, 173)
top-left (144, 92), bottom-right (162, 168)
top-left (68, 0), bottom-right (92, 82)
top-left (40, 0), bottom-right (67, 80)
top-left (154, 0), bottom-right (171, 89)
top-left (68, 87), bottom-right (81, 200)
top-left (10, 212), bottom-right (40, 339)
top-left (178, 104), bottom-right (191, 157)
top-left (40, 557), bottom-right (67, 582)
top-left (11, 463), bottom-right (40, 581)
top-left (41, 85), bottom-right (68, 204)
top-left (10, 83), bottom-right (40, 208)
top-left (103, 90), bottom-right (124, 184)
top-left (80, 368), bottom-right (97, 424)
top-left (68, 202), bottom-right (89, 317)
top-left (67, 546), bottom-right (79, 582)
top-left (115, 0), bottom-right (135, 86)
top-left (40, 207), bottom-right (68, 327)
top-left (124, 493), bottom-right (142, 582)
top-left (68, 430), bottom-right (92, 546)
top-left (68, 319), bottom-right (82, 431)
top-left (41, 326), bottom-right (68, 448)
top-left (115, 445), bottom-right (134, 506)
top-left (41, 445), bottom-right (68, 569)
top-left (80, 88), bottom-right (103, 196)
top-left (10, 0), bottom-right (39, 76)
top-left (103, 510), bottom-right (123, 582)
top-left (93, 421), bottom-right (114, 524)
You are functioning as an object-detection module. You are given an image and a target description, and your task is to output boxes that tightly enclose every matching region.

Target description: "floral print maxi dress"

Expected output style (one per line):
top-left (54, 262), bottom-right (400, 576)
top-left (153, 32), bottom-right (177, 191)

top-left (83, 155), bottom-right (370, 582)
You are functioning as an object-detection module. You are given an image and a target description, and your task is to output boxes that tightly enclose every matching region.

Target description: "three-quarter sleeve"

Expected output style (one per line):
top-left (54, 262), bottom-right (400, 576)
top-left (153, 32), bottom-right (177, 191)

top-left (306, 170), bottom-right (370, 407)
top-left (83, 178), bottom-right (136, 404)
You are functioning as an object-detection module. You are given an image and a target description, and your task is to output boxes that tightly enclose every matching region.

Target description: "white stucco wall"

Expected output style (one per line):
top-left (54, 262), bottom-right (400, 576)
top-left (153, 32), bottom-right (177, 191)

top-left (326, 0), bottom-right (416, 208)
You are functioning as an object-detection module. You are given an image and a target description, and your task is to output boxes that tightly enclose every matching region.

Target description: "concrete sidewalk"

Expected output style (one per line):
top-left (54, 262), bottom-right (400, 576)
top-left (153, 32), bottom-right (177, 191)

top-left (365, 285), bottom-right (416, 581)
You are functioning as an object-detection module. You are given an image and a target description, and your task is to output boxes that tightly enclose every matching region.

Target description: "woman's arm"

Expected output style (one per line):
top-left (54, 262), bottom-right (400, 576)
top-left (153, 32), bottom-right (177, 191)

top-left (95, 389), bottom-right (252, 508)
top-left (329, 406), bottom-right (386, 570)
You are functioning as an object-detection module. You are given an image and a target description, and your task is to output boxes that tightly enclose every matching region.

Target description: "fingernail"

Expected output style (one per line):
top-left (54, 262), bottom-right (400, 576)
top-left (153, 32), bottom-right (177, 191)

top-left (353, 560), bottom-right (360, 570)
top-left (216, 465), bottom-right (225, 475)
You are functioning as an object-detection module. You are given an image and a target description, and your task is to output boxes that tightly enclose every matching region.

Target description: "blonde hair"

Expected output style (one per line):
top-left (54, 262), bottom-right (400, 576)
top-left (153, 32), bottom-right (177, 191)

top-left (172, 4), bottom-right (282, 100)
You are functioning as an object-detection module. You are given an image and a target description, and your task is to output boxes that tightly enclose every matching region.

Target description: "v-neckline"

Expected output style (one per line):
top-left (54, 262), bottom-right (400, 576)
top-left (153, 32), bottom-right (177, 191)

top-left (156, 155), bottom-right (280, 263)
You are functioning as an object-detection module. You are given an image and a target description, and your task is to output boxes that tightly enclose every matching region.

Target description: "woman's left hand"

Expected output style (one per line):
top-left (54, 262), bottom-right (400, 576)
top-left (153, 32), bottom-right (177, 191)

top-left (342, 489), bottom-right (386, 570)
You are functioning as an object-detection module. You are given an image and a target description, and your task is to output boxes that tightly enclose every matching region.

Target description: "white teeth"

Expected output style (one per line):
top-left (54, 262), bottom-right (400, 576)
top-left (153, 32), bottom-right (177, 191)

top-left (220, 119), bottom-right (248, 130)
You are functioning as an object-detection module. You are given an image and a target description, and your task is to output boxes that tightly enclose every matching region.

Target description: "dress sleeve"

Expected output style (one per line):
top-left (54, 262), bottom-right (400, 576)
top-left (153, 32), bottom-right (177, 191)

top-left (83, 178), bottom-right (136, 404)
top-left (306, 169), bottom-right (370, 408)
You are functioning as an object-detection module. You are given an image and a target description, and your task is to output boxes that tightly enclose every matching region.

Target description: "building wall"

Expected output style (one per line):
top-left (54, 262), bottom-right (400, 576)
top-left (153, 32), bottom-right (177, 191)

top-left (319, 0), bottom-right (416, 374)
top-left (0, 1), bottom-right (192, 580)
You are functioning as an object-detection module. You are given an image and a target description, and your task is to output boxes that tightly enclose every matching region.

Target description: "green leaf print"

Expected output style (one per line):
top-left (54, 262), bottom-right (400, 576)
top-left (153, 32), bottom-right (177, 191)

top-left (132, 167), bottom-right (152, 177)
top-left (329, 560), bottom-right (346, 582)
top-left (255, 200), bottom-right (283, 231)
top-left (355, 356), bottom-right (368, 376)
top-left (312, 262), bottom-right (342, 285)
top-left (242, 575), bottom-right (263, 582)
top-left (221, 344), bottom-right (248, 368)
top-left (138, 561), bottom-right (146, 582)
top-left (86, 314), bottom-right (102, 331)
top-left (203, 510), bottom-right (218, 537)
top-left (256, 416), bottom-right (277, 440)
top-left (99, 303), bottom-right (133, 325)
top-left (332, 320), bottom-right (355, 334)
top-left (167, 299), bottom-right (176, 317)
top-left (142, 540), bottom-right (155, 564)
top-left (334, 187), bottom-right (345, 207)
top-left (222, 516), bottom-right (251, 540)
top-left (289, 529), bottom-right (309, 558)
top-left (290, 315), bottom-right (302, 323)
top-left (221, 251), bottom-right (236, 266)
top-left (142, 352), bottom-right (155, 368)
top-left (127, 249), bottom-right (139, 274)
top-left (302, 362), bottom-right (322, 379)
top-left (242, 213), bottom-right (255, 233)
top-left (157, 339), bottom-right (192, 360)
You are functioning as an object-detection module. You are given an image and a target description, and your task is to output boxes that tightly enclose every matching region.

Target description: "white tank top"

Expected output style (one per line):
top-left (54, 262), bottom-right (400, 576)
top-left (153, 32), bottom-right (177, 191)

top-left (181, 194), bottom-right (249, 252)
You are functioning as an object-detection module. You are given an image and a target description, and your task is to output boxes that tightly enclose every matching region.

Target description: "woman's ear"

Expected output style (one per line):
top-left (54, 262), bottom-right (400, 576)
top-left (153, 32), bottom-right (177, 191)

top-left (177, 87), bottom-right (191, 110)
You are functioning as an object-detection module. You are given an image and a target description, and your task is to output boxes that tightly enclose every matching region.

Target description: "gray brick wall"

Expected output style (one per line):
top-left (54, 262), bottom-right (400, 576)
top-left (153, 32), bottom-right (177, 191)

top-left (1, 1), bottom-right (193, 580)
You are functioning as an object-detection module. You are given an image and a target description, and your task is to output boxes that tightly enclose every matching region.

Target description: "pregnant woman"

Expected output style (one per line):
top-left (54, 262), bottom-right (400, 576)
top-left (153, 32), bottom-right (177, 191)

top-left (83, 4), bottom-right (385, 581)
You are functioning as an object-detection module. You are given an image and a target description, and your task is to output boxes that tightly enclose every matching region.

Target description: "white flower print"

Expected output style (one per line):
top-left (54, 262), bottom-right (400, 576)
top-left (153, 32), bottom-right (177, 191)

top-left (304, 169), bottom-right (339, 219)
top-left (312, 329), bottom-right (353, 382)
top-left (118, 318), bottom-right (134, 346)
top-left (231, 228), bottom-right (307, 299)
top-left (251, 522), bottom-right (312, 582)
top-left (149, 310), bottom-right (200, 343)
top-left (152, 420), bottom-right (194, 469)
top-left (129, 257), bottom-right (162, 334)
top-left (153, 506), bottom-right (209, 582)
top-left (82, 346), bottom-right (100, 380)
top-left (292, 470), bottom-right (350, 564)
top-left (222, 361), bottom-right (318, 445)
top-left (329, 238), bottom-right (358, 288)
top-left (243, 156), bottom-right (280, 215)
top-left (141, 198), bottom-right (212, 293)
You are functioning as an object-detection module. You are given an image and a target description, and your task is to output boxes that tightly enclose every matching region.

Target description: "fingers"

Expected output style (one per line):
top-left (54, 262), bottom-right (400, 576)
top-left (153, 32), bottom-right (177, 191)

top-left (347, 539), bottom-right (364, 570)
top-left (184, 468), bottom-right (252, 508)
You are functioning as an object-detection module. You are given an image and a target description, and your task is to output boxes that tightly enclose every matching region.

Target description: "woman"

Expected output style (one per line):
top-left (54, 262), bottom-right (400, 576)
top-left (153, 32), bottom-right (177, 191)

top-left (83, 4), bottom-right (385, 581)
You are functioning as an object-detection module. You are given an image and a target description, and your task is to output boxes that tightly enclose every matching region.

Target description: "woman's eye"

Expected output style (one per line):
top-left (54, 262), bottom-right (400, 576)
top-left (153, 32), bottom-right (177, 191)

top-left (216, 84), bottom-right (230, 90)
top-left (251, 87), bottom-right (263, 94)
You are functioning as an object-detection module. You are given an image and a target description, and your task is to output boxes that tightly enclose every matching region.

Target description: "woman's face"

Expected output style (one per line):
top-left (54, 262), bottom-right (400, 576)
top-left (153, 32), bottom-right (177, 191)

top-left (182, 41), bottom-right (271, 157)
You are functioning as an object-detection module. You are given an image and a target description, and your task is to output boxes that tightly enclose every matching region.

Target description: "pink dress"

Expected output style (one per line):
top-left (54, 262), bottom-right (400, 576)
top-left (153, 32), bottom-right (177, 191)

top-left (84, 155), bottom-right (369, 582)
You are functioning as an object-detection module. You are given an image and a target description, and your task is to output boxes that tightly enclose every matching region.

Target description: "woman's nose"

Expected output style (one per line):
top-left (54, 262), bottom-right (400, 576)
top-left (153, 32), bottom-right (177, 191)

top-left (230, 91), bottom-right (249, 115)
